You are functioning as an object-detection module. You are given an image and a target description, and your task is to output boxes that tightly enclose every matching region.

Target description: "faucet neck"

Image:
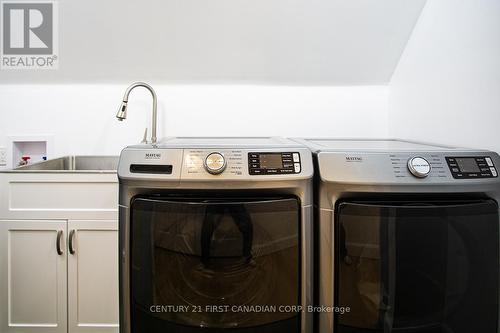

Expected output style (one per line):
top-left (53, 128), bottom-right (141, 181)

top-left (122, 82), bottom-right (158, 144)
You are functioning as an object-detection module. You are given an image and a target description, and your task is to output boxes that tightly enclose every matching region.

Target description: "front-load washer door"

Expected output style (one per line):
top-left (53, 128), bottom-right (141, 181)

top-left (130, 196), bottom-right (301, 333)
top-left (335, 199), bottom-right (499, 333)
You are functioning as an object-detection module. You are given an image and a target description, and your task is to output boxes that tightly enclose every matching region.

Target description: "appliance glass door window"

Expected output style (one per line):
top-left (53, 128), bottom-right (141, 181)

top-left (335, 200), bottom-right (499, 333)
top-left (131, 197), bottom-right (301, 333)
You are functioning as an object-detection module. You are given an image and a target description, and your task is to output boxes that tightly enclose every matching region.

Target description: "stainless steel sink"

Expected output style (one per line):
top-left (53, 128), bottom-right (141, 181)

top-left (10, 156), bottom-right (119, 172)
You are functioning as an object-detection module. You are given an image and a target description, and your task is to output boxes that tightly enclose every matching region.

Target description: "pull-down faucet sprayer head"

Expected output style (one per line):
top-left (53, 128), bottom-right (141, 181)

top-left (116, 101), bottom-right (128, 121)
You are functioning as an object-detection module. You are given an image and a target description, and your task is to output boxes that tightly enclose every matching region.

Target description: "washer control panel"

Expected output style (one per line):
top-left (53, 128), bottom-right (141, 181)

top-left (248, 152), bottom-right (301, 175)
top-left (185, 150), bottom-right (244, 177)
top-left (119, 146), bottom-right (313, 181)
top-left (446, 156), bottom-right (498, 179)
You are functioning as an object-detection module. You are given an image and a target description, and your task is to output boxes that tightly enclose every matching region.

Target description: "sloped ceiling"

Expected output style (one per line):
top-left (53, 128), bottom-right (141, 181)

top-left (0, 0), bottom-right (427, 84)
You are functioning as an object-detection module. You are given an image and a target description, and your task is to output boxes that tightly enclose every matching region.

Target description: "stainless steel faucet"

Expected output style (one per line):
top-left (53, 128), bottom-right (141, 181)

top-left (116, 82), bottom-right (158, 145)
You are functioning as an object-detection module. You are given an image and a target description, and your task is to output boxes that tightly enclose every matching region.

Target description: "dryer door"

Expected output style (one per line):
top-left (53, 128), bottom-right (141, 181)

top-left (129, 196), bottom-right (301, 333)
top-left (335, 199), bottom-right (499, 333)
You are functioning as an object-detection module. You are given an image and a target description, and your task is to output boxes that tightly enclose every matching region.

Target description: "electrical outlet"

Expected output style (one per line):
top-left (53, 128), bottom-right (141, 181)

top-left (0, 147), bottom-right (6, 167)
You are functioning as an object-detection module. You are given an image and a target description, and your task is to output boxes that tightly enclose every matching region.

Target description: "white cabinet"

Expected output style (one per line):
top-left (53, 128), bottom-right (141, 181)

top-left (67, 220), bottom-right (119, 333)
top-left (0, 220), bottom-right (119, 333)
top-left (0, 220), bottom-right (67, 333)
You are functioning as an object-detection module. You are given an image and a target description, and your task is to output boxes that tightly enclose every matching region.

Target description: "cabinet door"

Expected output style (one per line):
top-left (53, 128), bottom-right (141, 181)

top-left (0, 220), bottom-right (67, 333)
top-left (68, 220), bottom-right (119, 333)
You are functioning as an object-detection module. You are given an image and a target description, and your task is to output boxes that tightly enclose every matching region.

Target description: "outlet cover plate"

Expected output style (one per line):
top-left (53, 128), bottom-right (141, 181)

top-left (0, 147), bottom-right (7, 167)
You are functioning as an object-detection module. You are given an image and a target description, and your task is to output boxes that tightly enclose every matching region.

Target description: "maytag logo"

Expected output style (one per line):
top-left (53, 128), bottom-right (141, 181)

top-left (145, 153), bottom-right (161, 159)
top-left (1, 0), bottom-right (58, 69)
top-left (345, 156), bottom-right (363, 162)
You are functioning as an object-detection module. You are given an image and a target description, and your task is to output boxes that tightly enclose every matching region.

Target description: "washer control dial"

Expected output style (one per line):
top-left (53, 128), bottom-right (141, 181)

top-left (408, 157), bottom-right (431, 178)
top-left (204, 152), bottom-right (226, 174)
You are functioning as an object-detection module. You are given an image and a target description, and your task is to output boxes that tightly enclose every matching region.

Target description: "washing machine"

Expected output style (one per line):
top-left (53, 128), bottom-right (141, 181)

top-left (117, 137), bottom-right (314, 333)
top-left (294, 138), bottom-right (500, 333)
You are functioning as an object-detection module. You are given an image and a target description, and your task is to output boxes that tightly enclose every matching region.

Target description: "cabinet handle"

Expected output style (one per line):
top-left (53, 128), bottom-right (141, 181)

top-left (69, 230), bottom-right (76, 255)
top-left (56, 230), bottom-right (63, 255)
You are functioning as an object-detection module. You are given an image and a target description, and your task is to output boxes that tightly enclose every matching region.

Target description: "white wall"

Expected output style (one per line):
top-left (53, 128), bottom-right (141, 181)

top-left (389, 0), bottom-right (500, 152)
top-left (0, 0), bottom-right (425, 85)
top-left (0, 84), bottom-right (389, 160)
top-left (5, 0), bottom-right (499, 168)
top-left (0, 0), bottom-right (422, 168)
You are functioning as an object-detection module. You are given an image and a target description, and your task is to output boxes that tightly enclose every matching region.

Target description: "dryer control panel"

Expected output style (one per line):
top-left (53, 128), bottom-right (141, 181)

top-left (446, 156), bottom-right (498, 179)
top-left (317, 151), bottom-right (500, 185)
top-left (248, 152), bottom-right (301, 175)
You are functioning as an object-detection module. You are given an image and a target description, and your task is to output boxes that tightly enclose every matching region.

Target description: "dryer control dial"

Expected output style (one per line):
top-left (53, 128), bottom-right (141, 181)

top-left (204, 152), bottom-right (226, 175)
top-left (408, 157), bottom-right (431, 178)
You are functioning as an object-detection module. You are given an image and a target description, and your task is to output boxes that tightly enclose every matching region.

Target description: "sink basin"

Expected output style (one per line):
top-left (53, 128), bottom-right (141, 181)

top-left (11, 156), bottom-right (119, 172)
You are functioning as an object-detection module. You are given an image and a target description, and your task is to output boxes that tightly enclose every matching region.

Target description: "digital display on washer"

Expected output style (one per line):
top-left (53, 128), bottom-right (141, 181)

top-left (259, 154), bottom-right (283, 169)
top-left (446, 156), bottom-right (497, 179)
top-left (248, 152), bottom-right (301, 175)
top-left (455, 158), bottom-right (480, 173)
